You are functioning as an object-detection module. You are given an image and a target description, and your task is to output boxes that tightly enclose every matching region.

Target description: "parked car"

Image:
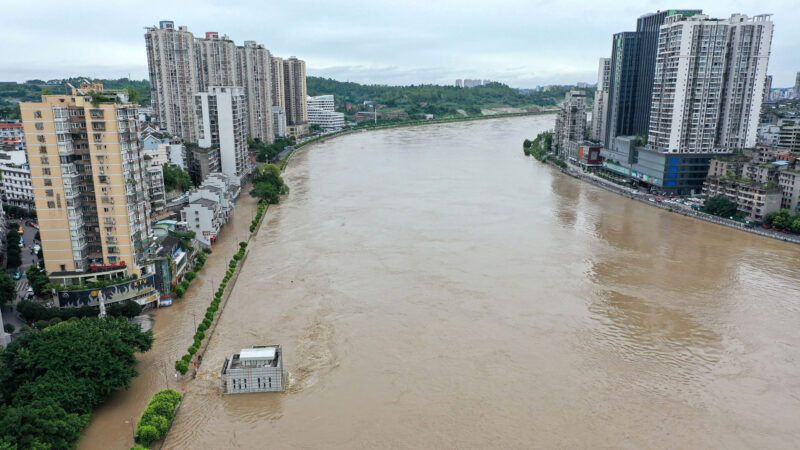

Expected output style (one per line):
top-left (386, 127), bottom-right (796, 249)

top-left (13, 270), bottom-right (21, 280)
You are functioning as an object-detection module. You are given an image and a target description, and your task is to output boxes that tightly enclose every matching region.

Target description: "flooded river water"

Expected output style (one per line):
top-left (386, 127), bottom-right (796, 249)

top-left (86, 115), bottom-right (800, 449)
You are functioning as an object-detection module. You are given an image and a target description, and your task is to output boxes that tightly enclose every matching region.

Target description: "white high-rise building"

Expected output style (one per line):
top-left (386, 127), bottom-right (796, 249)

top-left (145, 21), bottom-right (199, 142)
top-left (236, 41), bottom-right (275, 143)
top-left (590, 58), bottom-right (611, 142)
top-left (648, 13), bottom-right (773, 153)
top-left (307, 95), bottom-right (345, 130)
top-left (196, 87), bottom-right (250, 179)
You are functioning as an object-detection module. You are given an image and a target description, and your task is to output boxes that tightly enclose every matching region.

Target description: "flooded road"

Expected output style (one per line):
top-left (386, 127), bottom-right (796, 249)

top-left (79, 190), bottom-right (260, 449)
top-left (97, 115), bottom-right (800, 448)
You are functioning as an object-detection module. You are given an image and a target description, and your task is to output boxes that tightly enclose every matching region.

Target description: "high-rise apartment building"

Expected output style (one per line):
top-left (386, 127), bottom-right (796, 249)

top-left (763, 75), bottom-right (773, 104)
top-left (648, 13), bottom-right (773, 153)
top-left (604, 10), bottom-right (702, 145)
top-left (196, 86), bottom-right (250, 179)
top-left (553, 90), bottom-right (587, 153)
top-left (145, 21), bottom-right (199, 142)
top-left (195, 32), bottom-right (238, 90)
top-left (282, 57), bottom-right (309, 137)
top-left (270, 56), bottom-right (285, 110)
top-left (590, 58), bottom-right (611, 142)
top-left (605, 32), bottom-right (640, 145)
top-left (236, 41), bottom-right (275, 143)
top-left (20, 84), bottom-right (151, 275)
top-left (794, 72), bottom-right (800, 99)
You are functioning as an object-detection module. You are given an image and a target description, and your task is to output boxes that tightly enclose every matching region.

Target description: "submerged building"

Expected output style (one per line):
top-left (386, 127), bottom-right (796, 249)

top-left (221, 345), bottom-right (285, 393)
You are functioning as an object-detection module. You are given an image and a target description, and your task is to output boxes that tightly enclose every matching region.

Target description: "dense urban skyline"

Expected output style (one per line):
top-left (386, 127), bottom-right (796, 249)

top-left (2, 0), bottom-right (798, 87)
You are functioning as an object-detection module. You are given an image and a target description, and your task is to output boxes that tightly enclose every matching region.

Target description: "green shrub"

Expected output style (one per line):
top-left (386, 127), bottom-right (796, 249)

top-left (205, 311), bottom-right (214, 320)
top-left (185, 271), bottom-right (197, 281)
top-left (229, 260), bottom-right (237, 268)
top-left (194, 330), bottom-right (205, 341)
top-left (188, 345), bottom-right (198, 355)
top-left (174, 285), bottom-right (186, 298)
top-left (250, 225), bottom-right (256, 232)
top-left (233, 253), bottom-right (242, 261)
top-left (202, 247), bottom-right (212, 254)
top-left (239, 242), bottom-right (247, 249)
top-left (175, 359), bottom-right (188, 374)
top-left (135, 425), bottom-right (160, 447)
top-left (181, 354), bottom-right (191, 363)
top-left (202, 318), bottom-right (212, 327)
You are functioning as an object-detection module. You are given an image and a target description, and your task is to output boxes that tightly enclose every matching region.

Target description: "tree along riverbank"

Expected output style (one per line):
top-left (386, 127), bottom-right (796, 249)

top-left (534, 155), bottom-right (800, 245)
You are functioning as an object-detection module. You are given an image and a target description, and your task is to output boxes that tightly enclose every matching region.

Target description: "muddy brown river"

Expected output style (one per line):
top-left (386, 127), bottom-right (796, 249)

top-left (82, 115), bottom-right (800, 449)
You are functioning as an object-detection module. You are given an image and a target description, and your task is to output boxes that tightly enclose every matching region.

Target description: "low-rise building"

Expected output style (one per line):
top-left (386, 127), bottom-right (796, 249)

top-left (146, 165), bottom-right (167, 214)
top-left (307, 95), bottom-right (345, 130)
top-left (180, 172), bottom-right (238, 245)
top-left (0, 122), bottom-right (25, 150)
top-left (702, 149), bottom-right (800, 221)
top-left (187, 146), bottom-right (220, 186)
top-left (567, 141), bottom-right (603, 167)
top-left (0, 163), bottom-right (34, 211)
top-left (702, 177), bottom-right (781, 221)
top-left (272, 106), bottom-right (287, 138)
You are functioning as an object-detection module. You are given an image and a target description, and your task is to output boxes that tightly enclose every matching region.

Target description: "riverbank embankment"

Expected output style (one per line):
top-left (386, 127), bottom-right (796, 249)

top-left (541, 158), bottom-right (800, 245)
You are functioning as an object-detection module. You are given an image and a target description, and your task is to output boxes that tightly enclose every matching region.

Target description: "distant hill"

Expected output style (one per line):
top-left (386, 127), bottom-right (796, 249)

top-left (307, 77), bottom-right (593, 118)
top-left (1, 76), bottom-right (594, 121)
top-left (0, 78), bottom-right (150, 119)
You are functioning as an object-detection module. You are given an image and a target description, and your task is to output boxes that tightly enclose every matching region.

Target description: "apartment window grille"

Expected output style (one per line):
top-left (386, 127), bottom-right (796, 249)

top-left (34, 111), bottom-right (42, 118)
top-left (44, 179), bottom-right (52, 186)
top-left (47, 201), bottom-right (55, 208)
top-left (37, 135), bottom-right (45, 143)
top-left (35, 123), bottom-right (44, 131)
top-left (43, 168), bottom-right (51, 175)
top-left (39, 146), bottom-right (47, 154)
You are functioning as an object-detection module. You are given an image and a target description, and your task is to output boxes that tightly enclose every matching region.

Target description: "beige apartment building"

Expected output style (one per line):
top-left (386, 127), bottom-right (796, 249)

top-left (145, 21), bottom-right (199, 142)
top-left (196, 32), bottom-right (238, 89)
top-left (283, 57), bottom-right (309, 137)
top-left (20, 84), bottom-right (151, 276)
top-left (236, 41), bottom-right (275, 144)
top-left (270, 56), bottom-right (285, 110)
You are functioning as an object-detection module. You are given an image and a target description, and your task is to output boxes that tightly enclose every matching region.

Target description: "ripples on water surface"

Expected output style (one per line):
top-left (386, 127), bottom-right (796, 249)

top-left (147, 116), bottom-right (800, 449)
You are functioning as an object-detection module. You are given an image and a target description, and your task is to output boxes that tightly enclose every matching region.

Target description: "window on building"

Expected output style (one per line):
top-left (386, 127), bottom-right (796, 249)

top-left (35, 123), bottom-right (44, 131)
top-left (34, 111), bottom-right (42, 118)
top-left (39, 145), bottom-right (47, 154)
top-left (47, 201), bottom-right (55, 208)
top-left (37, 135), bottom-right (45, 143)
top-left (45, 189), bottom-right (54, 197)
top-left (44, 179), bottom-right (52, 186)
top-left (43, 168), bottom-right (51, 175)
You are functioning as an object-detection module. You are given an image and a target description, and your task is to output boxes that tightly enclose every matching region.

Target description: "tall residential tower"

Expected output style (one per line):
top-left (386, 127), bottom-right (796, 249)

top-left (145, 21), bottom-right (199, 142)
top-left (20, 84), bottom-right (151, 275)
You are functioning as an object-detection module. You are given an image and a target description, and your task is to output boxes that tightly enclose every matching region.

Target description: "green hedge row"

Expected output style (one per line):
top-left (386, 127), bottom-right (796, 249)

top-left (174, 242), bottom-right (248, 375)
top-left (134, 389), bottom-right (182, 448)
top-left (249, 201), bottom-right (267, 233)
top-left (174, 252), bottom-right (207, 298)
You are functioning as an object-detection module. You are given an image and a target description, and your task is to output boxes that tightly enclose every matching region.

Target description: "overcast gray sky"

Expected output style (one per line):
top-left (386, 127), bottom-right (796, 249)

top-left (2, 0), bottom-right (797, 87)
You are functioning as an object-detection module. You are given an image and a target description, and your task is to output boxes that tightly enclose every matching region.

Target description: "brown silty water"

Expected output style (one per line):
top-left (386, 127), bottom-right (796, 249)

top-left (91, 116), bottom-right (800, 449)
